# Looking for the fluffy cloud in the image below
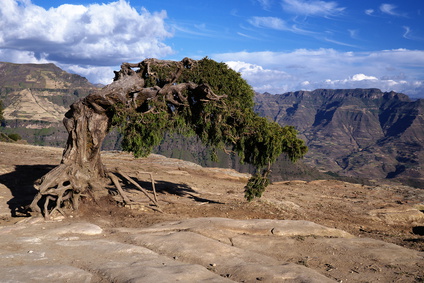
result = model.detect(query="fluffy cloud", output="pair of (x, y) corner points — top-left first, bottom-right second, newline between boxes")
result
(0, 0), (173, 83)
(65, 64), (115, 85)
(226, 61), (294, 93)
(216, 49), (424, 98)
(351, 74), (378, 81)
(281, 0), (345, 16)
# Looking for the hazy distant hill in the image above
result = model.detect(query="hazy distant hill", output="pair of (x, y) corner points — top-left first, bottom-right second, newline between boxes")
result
(255, 89), (424, 187)
(0, 62), (97, 146)
(0, 62), (94, 89)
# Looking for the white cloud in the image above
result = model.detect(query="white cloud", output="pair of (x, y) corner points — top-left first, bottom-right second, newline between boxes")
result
(0, 0), (174, 83)
(365, 9), (374, 16)
(403, 26), (411, 39)
(348, 29), (358, 39)
(0, 49), (49, 64)
(215, 49), (424, 98)
(65, 64), (115, 85)
(380, 3), (406, 17)
(256, 0), (273, 10)
(248, 17), (289, 31)
(225, 61), (294, 93)
(281, 0), (345, 17)
(351, 74), (378, 81)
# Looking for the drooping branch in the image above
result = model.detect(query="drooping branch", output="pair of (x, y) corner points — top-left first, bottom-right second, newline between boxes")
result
(29, 58), (236, 216)
(29, 57), (307, 217)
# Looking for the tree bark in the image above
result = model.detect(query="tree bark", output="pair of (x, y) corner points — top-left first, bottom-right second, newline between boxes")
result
(29, 58), (223, 217)
(30, 64), (146, 216)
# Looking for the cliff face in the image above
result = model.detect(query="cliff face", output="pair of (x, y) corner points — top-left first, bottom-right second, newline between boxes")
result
(255, 89), (424, 187)
(0, 62), (97, 145)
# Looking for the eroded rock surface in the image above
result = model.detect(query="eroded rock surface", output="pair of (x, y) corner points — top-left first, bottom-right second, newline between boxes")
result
(1, 218), (422, 282)
(1, 142), (423, 282)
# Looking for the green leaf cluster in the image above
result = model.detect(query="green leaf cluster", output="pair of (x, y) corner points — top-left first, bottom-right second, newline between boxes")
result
(244, 173), (270, 201)
(0, 100), (4, 122)
(7, 133), (21, 141)
(112, 57), (307, 200)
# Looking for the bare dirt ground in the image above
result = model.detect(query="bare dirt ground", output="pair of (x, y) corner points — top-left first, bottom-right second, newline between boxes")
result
(0, 142), (423, 282)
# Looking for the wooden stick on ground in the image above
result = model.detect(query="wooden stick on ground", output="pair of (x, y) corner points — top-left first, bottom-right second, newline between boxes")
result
(138, 171), (158, 203)
(108, 172), (131, 204)
(116, 169), (161, 209)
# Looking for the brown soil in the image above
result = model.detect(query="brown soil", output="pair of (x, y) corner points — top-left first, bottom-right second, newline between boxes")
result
(1, 142), (423, 253)
(1, 142), (424, 282)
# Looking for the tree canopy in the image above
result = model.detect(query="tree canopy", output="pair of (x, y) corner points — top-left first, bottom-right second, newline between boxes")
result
(30, 57), (308, 218)
(111, 57), (308, 200)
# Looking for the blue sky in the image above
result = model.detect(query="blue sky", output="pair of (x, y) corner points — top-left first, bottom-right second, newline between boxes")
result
(1, 0), (423, 97)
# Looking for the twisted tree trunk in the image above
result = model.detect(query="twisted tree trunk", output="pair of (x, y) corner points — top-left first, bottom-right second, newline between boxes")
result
(29, 58), (223, 217)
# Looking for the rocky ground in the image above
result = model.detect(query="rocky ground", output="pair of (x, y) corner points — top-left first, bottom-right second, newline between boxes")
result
(0, 142), (423, 282)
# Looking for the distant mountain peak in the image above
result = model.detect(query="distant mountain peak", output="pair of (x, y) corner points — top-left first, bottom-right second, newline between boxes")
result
(0, 62), (96, 131)
(0, 62), (96, 90)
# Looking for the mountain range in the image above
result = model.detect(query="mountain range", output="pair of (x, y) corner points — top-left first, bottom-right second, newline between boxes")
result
(255, 89), (424, 187)
(0, 62), (96, 145)
(0, 62), (422, 187)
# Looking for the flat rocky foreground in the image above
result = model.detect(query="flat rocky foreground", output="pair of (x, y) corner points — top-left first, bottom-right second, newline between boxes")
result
(0, 142), (423, 282)
(0, 217), (422, 283)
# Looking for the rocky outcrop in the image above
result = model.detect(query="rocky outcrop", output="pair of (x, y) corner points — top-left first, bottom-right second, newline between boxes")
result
(0, 62), (97, 145)
(0, 218), (422, 282)
(255, 89), (424, 187)
(0, 142), (423, 282)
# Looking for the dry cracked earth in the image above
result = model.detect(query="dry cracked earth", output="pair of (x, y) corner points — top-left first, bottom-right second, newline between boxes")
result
(0, 142), (423, 282)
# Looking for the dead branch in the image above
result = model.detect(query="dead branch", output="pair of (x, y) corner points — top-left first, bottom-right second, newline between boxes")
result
(137, 171), (159, 203)
(116, 169), (161, 211)
(108, 172), (131, 204)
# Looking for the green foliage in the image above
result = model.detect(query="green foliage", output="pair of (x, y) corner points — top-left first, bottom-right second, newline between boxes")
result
(244, 173), (270, 201)
(0, 100), (4, 122)
(8, 133), (21, 141)
(113, 57), (308, 200)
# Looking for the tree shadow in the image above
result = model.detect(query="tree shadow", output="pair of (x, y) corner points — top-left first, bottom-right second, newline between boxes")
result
(115, 173), (223, 204)
(0, 164), (55, 217)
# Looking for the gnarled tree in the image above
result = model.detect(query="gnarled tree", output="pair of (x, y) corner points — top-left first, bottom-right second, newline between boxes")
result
(29, 57), (307, 216)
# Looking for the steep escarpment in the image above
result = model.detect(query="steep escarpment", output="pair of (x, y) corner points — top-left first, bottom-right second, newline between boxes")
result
(0, 62), (97, 145)
(255, 89), (424, 187)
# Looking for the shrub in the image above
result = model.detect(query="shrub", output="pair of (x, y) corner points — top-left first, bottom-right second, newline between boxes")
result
(8, 133), (22, 141)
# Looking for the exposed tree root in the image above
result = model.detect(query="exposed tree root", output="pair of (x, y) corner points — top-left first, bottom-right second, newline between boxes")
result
(30, 166), (163, 218)
(29, 164), (77, 219)
(28, 57), (305, 216)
